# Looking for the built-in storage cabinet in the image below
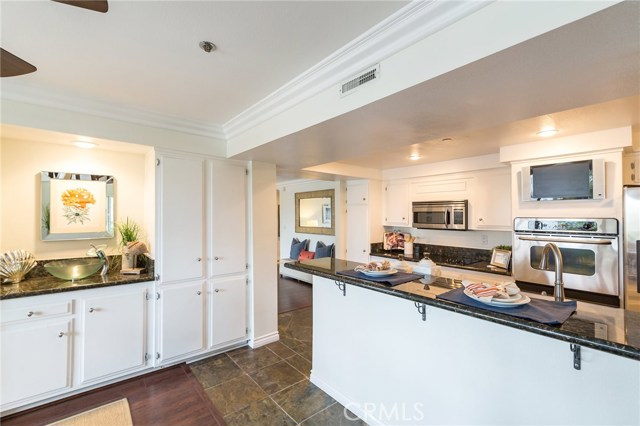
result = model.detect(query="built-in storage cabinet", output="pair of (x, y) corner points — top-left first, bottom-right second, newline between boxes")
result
(157, 281), (206, 363)
(411, 177), (471, 202)
(1, 317), (73, 407)
(346, 180), (381, 264)
(209, 276), (247, 348)
(79, 286), (149, 384)
(383, 182), (410, 226)
(157, 154), (206, 283)
(470, 169), (512, 231)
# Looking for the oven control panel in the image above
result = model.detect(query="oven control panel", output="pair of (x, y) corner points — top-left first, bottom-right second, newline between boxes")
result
(514, 217), (619, 235)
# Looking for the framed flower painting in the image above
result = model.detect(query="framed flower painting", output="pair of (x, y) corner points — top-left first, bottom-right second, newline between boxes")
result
(41, 171), (115, 241)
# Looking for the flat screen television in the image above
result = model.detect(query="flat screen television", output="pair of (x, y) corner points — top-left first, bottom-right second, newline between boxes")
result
(521, 159), (605, 201)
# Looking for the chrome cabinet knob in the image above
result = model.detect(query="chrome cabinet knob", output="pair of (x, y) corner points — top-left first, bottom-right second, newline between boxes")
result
(27, 311), (34, 317)
(89, 308), (95, 313)
(197, 291), (202, 295)
(197, 257), (202, 262)
(214, 289), (220, 293)
(214, 256), (220, 260)
(58, 332), (64, 338)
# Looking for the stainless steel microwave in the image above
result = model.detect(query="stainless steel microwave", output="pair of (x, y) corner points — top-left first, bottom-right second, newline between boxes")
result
(412, 200), (468, 230)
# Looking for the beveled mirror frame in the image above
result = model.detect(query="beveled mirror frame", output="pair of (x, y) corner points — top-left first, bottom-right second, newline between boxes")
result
(295, 189), (335, 235)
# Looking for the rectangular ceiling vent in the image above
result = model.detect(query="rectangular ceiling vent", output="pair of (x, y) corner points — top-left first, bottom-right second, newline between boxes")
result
(339, 64), (380, 97)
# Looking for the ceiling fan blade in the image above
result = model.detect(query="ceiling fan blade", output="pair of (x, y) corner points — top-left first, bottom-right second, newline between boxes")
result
(0, 48), (37, 77)
(51, 0), (108, 13)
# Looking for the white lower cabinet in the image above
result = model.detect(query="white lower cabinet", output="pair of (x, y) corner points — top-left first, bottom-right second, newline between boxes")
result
(157, 281), (206, 364)
(79, 286), (149, 384)
(1, 318), (73, 407)
(209, 276), (247, 348)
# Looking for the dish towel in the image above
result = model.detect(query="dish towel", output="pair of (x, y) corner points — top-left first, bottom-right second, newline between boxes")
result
(337, 269), (423, 286)
(437, 288), (577, 325)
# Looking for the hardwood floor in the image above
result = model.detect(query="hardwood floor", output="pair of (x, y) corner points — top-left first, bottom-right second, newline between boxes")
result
(278, 275), (312, 313)
(1, 364), (226, 426)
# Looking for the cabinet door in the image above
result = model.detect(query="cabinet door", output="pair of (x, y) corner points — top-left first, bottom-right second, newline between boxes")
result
(347, 182), (369, 205)
(158, 281), (205, 363)
(1, 319), (72, 406)
(383, 182), (410, 226)
(158, 155), (205, 283)
(210, 160), (247, 276)
(472, 171), (512, 230)
(80, 288), (147, 383)
(346, 204), (370, 263)
(209, 276), (247, 348)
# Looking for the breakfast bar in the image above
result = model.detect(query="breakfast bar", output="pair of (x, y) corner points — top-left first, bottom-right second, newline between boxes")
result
(285, 258), (640, 426)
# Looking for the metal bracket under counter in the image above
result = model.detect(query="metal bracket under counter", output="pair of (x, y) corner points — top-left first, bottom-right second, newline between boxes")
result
(334, 280), (346, 296)
(570, 344), (581, 370)
(414, 302), (427, 321)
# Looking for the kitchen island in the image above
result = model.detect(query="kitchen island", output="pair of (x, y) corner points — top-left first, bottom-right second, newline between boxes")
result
(285, 258), (640, 426)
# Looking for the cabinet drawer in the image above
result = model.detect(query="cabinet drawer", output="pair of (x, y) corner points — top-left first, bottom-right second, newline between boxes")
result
(1, 301), (73, 324)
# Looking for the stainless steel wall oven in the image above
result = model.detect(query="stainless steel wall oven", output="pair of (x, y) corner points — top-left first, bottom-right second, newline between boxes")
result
(513, 218), (619, 306)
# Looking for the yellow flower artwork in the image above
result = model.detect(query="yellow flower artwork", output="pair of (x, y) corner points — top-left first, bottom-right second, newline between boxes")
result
(60, 188), (97, 225)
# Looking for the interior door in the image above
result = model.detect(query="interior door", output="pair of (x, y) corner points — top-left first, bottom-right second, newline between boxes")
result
(346, 204), (369, 263)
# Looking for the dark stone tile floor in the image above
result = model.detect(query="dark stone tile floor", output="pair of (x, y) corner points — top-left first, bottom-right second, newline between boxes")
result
(191, 306), (367, 426)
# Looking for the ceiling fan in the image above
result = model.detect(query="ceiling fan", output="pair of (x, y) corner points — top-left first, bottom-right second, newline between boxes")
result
(0, 0), (108, 78)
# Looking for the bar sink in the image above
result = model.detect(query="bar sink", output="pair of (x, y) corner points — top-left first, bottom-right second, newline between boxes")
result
(44, 258), (105, 282)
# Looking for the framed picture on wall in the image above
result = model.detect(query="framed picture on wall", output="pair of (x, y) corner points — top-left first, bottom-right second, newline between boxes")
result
(41, 171), (115, 241)
(322, 204), (331, 224)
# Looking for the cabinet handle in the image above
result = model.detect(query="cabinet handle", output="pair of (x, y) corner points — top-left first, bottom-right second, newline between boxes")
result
(27, 311), (34, 317)
(89, 308), (95, 313)
(479, 218), (484, 222)
(58, 332), (65, 338)
(214, 289), (220, 293)
(214, 256), (220, 260)
(197, 257), (202, 262)
(197, 291), (202, 295)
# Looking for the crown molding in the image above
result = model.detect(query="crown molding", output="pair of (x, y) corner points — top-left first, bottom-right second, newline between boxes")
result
(0, 82), (227, 141)
(224, 0), (492, 140)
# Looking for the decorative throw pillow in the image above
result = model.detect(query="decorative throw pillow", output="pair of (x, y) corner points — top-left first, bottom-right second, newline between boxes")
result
(315, 243), (334, 258)
(290, 238), (308, 259)
(298, 250), (315, 260)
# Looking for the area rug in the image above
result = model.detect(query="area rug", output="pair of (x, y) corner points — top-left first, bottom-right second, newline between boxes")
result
(47, 398), (133, 426)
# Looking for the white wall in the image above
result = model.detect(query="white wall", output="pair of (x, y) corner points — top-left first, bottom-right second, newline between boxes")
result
(0, 138), (152, 259)
(248, 161), (279, 347)
(278, 180), (339, 258)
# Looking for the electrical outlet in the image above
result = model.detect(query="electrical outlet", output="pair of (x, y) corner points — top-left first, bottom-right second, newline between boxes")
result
(481, 234), (489, 246)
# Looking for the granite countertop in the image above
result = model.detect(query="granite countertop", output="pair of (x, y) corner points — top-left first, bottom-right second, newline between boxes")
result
(370, 251), (511, 276)
(285, 258), (640, 361)
(0, 271), (155, 300)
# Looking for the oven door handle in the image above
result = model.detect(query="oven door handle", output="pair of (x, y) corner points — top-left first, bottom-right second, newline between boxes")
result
(516, 235), (614, 245)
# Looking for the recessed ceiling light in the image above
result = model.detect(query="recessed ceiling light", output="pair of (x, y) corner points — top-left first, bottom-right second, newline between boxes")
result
(409, 154), (421, 161)
(73, 141), (97, 149)
(199, 41), (217, 53)
(536, 128), (559, 137)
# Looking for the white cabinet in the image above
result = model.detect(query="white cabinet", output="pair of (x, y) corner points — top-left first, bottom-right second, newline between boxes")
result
(1, 318), (72, 407)
(157, 281), (206, 363)
(623, 153), (640, 185)
(383, 182), (410, 226)
(209, 159), (247, 276)
(346, 180), (382, 264)
(157, 154), (206, 283)
(471, 169), (512, 231)
(79, 286), (149, 384)
(209, 276), (247, 348)
(411, 177), (471, 202)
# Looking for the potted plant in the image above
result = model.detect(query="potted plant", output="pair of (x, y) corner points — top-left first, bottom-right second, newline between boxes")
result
(116, 217), (145, 269)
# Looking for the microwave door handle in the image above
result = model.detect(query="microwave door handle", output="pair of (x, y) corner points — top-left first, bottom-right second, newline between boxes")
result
(516, 235), (613, 245)
(636, 240), (639, 293)
(445, 208), (451, 228)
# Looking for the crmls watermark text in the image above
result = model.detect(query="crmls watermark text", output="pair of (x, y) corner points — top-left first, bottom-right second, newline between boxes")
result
(344, 402), (425, 423)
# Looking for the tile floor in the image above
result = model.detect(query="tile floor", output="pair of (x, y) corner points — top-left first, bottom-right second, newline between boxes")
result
(190, 307), (367, 426)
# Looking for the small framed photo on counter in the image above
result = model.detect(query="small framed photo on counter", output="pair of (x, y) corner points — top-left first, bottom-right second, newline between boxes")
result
(490, 249), (511, 270)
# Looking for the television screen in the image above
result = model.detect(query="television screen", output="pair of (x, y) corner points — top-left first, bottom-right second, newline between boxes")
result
(530, 160), (593, 200)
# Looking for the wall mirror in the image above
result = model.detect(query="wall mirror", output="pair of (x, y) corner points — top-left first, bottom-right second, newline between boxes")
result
(295, 189), (335, 235)
(41, 171), (115, 241)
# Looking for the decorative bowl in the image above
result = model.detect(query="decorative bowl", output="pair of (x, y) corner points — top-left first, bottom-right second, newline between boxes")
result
(44, 258), (105, 282)
(0, 250), (37, 284)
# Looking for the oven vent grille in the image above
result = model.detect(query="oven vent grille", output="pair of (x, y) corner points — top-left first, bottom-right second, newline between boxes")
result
(339, 65), (379, 96)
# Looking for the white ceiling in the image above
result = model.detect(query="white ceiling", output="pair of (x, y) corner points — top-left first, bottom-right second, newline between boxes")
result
(1, 1), (639, 179)
(0, 0), (407, 124)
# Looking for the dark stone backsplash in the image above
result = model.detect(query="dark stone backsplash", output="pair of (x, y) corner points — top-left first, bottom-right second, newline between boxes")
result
(371, 242), (493, 265)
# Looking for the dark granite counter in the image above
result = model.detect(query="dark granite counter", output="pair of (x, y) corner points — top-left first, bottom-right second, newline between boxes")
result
(370, 251), (511, 276)
(285, 257), (640, 361)
(0, 272), (154, 300)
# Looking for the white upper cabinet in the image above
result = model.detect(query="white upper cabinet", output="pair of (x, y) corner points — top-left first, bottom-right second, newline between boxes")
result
(470, 169), (512, 231)
(157, 154), (205, 283)
(623, 153), (640, 185)
(209, 160), (246, 276)
(346, 182), (369, 205)
(383, 182), (410, 226)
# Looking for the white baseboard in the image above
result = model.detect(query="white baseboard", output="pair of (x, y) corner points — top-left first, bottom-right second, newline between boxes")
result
(310, 373), (383, 426)
(249, 331), (279, 348)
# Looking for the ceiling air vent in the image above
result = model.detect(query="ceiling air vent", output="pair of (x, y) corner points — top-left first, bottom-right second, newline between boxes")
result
(339, 64), (380, 96)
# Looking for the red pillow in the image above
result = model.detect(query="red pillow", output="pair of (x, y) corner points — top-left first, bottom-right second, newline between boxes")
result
(298, 250), (315, 260)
